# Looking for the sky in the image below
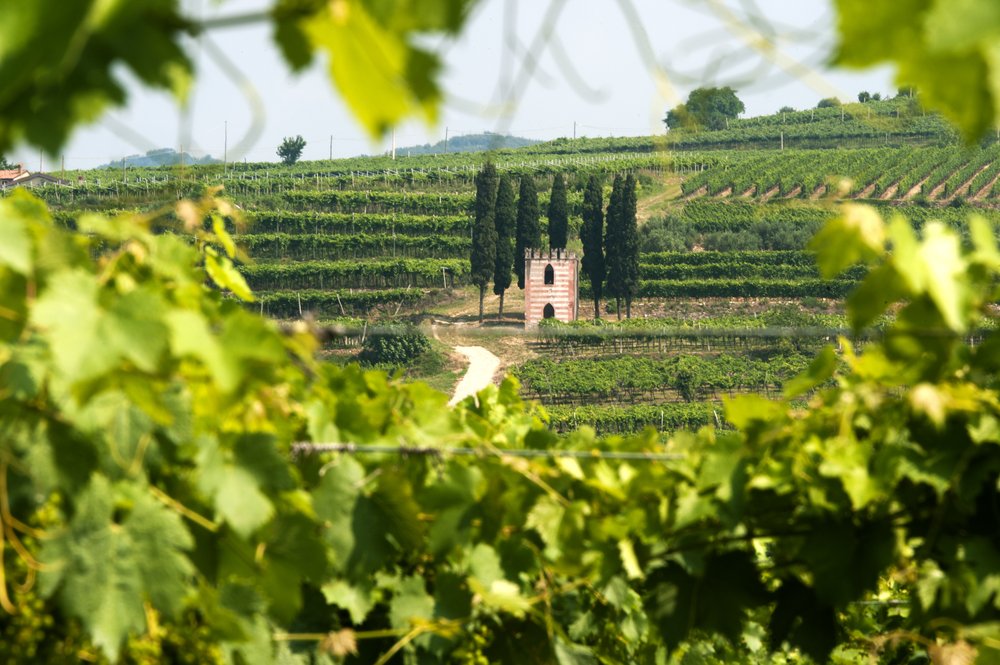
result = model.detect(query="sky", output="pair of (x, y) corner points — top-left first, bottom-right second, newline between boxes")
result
(13, 0), (897, 170)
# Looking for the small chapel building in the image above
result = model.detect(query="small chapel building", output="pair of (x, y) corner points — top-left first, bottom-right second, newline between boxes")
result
(524, 248), (579, 327)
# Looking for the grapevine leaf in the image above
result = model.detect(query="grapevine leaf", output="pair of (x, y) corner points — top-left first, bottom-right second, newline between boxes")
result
(554, 636), (598, 665)
(470, 578), (532, 617)
(808, 203), (885, 278)
(302, 2), (440, 137)
(204, 250), (254, 302)
(723, 394), (784, 430)
(388, 575), (434, 629)
(918, 222), (968, 332)
(312, 457), (365, 569)
(847, 263), (907, 331)
(833, 0), (999, 140)
(969, 215), (1000, 268)
(216, 468), (274, 537)
(212, 213), (237, 258)
(30, 268), (108, 381)
(783, 345), (838, 398)
(467, 543), (504, 587)
(40, 475), (192, 661)
(322, 579), (375, 624)
(887, 215), (924, 292)
(166, 309), (239, 392)
(0, 195), (33, 274)
(0, 0), (193, 154)
(0, 269), (28, 343)
(618, 538), (644, 580)
(102, 287), (170, 373)
(120, 485), (195, 617)
(196, 435), (275, 537)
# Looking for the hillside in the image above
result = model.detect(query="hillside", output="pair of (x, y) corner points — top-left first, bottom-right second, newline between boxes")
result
(98, 148), (220, 169)
(664, 97), (959, 150)
(395, 132), (540, 155)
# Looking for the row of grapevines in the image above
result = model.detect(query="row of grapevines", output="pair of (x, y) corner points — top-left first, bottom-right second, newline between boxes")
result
(513, 353), (813, 403)
(545, 401), (718, 434)
(934, 143), (1000, 198)
(255, 288), (428, 317)
(238, 233), (470, 260)
(640, 250), (818, 267)
(240, 258), (471, 290)
(638, 261), (866, 281)
(244, 210), (471, 236)
(583, 278), (859, 299)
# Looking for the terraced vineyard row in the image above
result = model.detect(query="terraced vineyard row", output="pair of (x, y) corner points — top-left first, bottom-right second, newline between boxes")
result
(680, 145), (1000, 201)
(514, 353), (813, 404)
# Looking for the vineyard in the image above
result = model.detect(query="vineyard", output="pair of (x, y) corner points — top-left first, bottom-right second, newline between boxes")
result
(11, 109), (1000, 429)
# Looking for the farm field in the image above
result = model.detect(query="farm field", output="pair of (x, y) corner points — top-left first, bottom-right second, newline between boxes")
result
(16, 102), (1000, 435)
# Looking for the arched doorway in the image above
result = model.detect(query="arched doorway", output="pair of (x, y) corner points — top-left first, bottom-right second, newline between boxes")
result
(543, 303), (555, 319)
(544, 264), (554, 284)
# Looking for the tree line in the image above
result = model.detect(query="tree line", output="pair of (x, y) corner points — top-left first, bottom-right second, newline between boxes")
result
(470, 163), (640, 322)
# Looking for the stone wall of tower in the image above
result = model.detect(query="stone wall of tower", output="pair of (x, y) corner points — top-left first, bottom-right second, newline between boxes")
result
(524, 249), (579, 327)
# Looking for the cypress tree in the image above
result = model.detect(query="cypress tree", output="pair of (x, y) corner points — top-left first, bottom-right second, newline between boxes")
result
(493, 174), (516, 319)
(514, 175), (541, 289)
(547, 172), (568, 249)
(622, 173), (640, 318)
(471, 161), (499, 322)
(580, 175), (605, 320)
(604, 174), (625, 319)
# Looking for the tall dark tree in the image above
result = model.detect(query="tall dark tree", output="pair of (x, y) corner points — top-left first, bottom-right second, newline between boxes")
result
(514, 175), (541, 289)
(604, 174), (625, 319)
(0, 155), (16, 169)
(492, 174), (516, 319)
(580, 175), (605, 320)
(470, 161), (499, 322)
(621, 174), (640, 318)
(547, 173), (568, 249)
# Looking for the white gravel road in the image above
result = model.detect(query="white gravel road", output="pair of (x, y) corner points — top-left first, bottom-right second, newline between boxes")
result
(449, 345), (501, 406)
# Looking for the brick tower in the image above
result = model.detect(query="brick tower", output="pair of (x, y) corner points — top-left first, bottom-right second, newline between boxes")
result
(524, 248), (579, 327)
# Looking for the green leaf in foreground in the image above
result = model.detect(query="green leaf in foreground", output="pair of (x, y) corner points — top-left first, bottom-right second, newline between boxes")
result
(40, 476), (193, 660)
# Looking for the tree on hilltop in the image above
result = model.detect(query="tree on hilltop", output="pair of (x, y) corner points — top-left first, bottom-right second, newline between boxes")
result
(817, 97), (841, 108)
(277, 135), (306, 165)
(471, 161), (498, 322)
(664, 86), (745, 130)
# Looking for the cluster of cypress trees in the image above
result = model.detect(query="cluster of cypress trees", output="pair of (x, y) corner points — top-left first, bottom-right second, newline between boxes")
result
(580, 173), (639, 320)
(471, 162), (570, 322)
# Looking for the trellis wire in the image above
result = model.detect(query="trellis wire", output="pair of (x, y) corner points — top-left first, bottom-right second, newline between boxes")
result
(292, 442), (685, 461)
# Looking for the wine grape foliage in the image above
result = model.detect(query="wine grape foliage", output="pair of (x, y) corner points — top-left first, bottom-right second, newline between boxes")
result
(2, 0), (1000, 663)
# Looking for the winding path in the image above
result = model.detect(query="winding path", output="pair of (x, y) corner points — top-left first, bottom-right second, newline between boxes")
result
(449, 346), (501, 406)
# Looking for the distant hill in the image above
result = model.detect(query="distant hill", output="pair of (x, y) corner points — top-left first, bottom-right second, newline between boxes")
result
(395, 132), (540, 156)
(99, 148), (220, 169)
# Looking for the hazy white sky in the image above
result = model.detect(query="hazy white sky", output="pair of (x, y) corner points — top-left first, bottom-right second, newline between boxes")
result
(15, 0), (896, 170)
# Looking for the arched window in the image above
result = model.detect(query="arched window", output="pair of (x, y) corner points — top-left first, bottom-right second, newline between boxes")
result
(544, 264), (554, 285)
(543, 303), (556, 319)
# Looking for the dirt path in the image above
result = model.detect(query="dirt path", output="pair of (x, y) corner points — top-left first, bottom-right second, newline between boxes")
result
(448, 345), (501, 406)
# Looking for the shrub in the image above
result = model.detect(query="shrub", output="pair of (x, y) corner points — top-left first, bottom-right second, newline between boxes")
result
(358, 325), (430, 365)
